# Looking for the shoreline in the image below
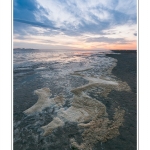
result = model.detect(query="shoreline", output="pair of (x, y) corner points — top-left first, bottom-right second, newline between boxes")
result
(107, 50), (137, 93)
(96, 51), (137, 150)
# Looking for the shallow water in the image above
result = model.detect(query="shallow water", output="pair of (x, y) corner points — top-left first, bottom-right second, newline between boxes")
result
(13, 49), (118, 150)
(13, 49), (115, 100)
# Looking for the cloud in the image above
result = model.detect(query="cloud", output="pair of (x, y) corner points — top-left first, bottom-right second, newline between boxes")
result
(134, 33), (137, 36)
(13, 0), (137, 49)
(14, 18), (60, 30)
(85, 36), (129, 44)
(14, 0), (38, 21)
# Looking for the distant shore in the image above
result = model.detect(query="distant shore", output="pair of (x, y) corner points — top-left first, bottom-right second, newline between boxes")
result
(13, 48), (39, 50)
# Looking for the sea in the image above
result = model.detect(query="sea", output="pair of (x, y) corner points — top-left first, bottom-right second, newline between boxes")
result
(13, 49), (117, 150)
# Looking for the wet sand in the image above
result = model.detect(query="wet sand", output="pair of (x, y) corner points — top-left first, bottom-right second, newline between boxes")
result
(94, 50), (137, 150)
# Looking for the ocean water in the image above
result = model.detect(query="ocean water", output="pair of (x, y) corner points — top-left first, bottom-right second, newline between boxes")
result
(13, 49), (117, 150)
(13, 49), (115, 112)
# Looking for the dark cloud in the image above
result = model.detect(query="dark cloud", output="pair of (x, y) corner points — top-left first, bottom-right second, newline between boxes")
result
(86, 36), (128, 44)
(13, 0), (60, 35)
(134, 33), (137, 36)
(14, 18), (60, 30)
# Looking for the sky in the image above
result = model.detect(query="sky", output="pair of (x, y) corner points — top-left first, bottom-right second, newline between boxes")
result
(13, 0), (137, 50)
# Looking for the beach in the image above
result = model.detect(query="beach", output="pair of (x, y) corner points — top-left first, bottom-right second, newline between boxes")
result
(13, 50), (137, 150)
(97, 50), (137, 150)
